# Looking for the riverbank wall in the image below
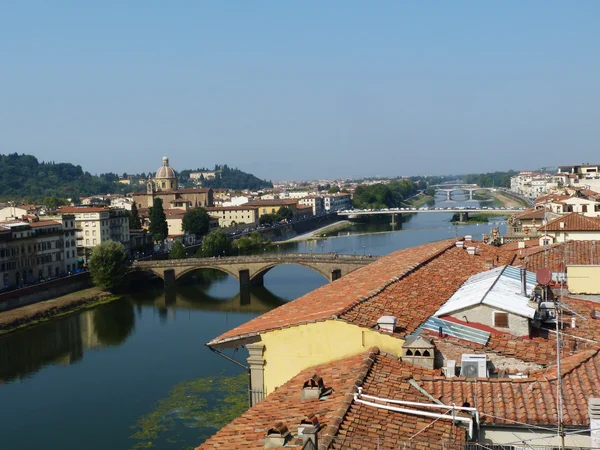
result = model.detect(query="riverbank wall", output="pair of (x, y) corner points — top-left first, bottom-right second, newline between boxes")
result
(0, 273), (93, 313)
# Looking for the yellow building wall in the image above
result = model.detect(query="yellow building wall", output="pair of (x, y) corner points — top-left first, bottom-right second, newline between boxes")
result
(567, 265), (600, 294)
(260, 319), (405, 395)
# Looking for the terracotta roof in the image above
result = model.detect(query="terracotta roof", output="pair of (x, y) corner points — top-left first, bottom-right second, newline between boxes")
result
(515, 208), (546, 220)
(544, 213), (600, 231)
(418, 348), (600, 427)
(245, 199), (299, 207)
(332, 353), (466, 449)
(208, 239), (458, 346)
(339, 244), (516, 336)
(205, 206), (258, 212)
(57, 207), (108, 213)
(199, 349), (467, 450)
(197, 349), (379, 450)
(29, 220), (60, 228)
(517, 240), (600, 273)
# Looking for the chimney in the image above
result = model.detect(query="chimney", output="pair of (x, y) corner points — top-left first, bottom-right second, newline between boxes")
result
(465, 235), (472, 243)
(520, 267), (527, 296)
(455, 241), (464, 249)
(518, 241), (526, 249)
(560, 222), (565, 228)
(466, 246), (477, 255)
(589, 398), (600, 449)
(298, 414), (320, 448)
(301, 375), (326, 400)
(265, 422), (291, 449)
(377, 315), (397, 334)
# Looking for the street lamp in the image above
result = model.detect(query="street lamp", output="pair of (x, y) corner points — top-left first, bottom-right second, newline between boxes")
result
(363, 245), (366, 256)
(321, 244), (324, 254)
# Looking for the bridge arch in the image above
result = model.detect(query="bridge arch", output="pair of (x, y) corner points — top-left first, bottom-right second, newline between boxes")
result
(175, 265), (240, 281)
(249, 262), (333, 285)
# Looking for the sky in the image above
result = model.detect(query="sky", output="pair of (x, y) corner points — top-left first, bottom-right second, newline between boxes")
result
(1, 2), (599, 181)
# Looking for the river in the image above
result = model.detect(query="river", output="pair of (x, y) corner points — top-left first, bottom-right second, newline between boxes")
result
(0, 194), (507, 450)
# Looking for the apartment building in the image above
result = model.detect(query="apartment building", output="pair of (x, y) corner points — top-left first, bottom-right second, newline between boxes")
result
(297, 196), (324, 215)
(322, 193), (352, 211)
(56, 207), (131, 259)
(0, 216), (78, 290)
(206, 206), (259, 227)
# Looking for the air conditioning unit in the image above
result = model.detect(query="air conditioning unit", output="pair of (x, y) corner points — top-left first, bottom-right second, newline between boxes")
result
(460, 354), (488, 378)
(445, 360), (456, 378)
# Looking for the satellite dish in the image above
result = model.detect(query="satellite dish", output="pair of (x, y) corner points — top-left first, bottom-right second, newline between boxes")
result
(536, 267), (552, 285)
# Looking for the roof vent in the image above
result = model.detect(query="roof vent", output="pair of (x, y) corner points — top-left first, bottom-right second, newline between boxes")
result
(298, 413), (321, 448)
(460, 354), (488, 378)
(377, 316), (397, 334)
(465, 235), (472, 243)
(466, 246), (478, 255)
(301, 375), (331, 400)
(265, 422), (291, 449)
(455, 241), (464, 248)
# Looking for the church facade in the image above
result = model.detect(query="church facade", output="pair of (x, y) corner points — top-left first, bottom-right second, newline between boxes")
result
(132, 156), (214, 209)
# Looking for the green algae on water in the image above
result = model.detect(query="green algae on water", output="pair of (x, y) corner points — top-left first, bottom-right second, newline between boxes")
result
(130, 372), (247, 449)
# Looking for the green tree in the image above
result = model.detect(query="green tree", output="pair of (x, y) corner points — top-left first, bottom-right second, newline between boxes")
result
(88, 241), (128, 291)
(327, 186), (340, 194)
(42, 196), (68, 209)
(149, 198), (168, 242)
(129, 202), (142, 230)
(201, 230), (232, 257)
(276, 206), (294, 221)
(182, 207), (210, 237)
(169, 240), (186, 259)
(260, 213), (276, 225)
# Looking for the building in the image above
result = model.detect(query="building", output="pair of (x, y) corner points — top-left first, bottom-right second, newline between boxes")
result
(245, 199), (299, 217)
(55, 207), (131, 260)
(298, 196), (324, 215)
(0, 217), (78, 289)
(322, 193), (351, 211)
(0, 205), (40, 222)
(206, 206), (259, 228)
(202, 238), (600, 448)
(132, 156), (214, 209)
(541, 212), (600, 243)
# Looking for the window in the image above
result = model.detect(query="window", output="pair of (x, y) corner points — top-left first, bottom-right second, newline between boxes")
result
(86, 239), (89, 245)
(93, 239), (97, 245)
(92, 222), (96, 227)
(582, 205), (588, 213)
(92, 230), (96, 236)
(493, 312), (509, 328)
(85, 230), (89, 236)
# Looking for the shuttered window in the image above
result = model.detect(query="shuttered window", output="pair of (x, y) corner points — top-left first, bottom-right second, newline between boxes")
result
(493, 312), (509, 328)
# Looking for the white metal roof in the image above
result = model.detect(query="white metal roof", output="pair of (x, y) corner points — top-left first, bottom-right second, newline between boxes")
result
(434, 265), (537, 319)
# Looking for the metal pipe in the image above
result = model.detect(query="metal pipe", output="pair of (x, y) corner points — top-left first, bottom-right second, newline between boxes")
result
(208, 346), (248, 370)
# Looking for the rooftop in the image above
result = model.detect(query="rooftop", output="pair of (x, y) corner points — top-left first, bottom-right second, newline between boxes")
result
(208, 240), (517, 347)
(543, 212), (600, 232)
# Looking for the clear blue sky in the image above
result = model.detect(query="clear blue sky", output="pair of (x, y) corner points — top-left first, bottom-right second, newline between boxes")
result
(1, 1), (599, 180)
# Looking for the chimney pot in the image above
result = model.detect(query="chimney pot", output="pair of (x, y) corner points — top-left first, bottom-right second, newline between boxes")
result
(377, 315), (397, 333)
(265, 422), (291, 449)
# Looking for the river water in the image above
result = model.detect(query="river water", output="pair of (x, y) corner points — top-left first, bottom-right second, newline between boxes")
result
(0, 195), (507, 450)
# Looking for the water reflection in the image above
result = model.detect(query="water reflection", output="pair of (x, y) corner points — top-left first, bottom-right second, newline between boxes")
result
(0, 275), (290, 382)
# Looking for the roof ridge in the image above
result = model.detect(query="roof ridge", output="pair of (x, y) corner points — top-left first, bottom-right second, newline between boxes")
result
(318, 347), (380, 450)
(340, 239), (456, 319)
(531, 347), (600, 381)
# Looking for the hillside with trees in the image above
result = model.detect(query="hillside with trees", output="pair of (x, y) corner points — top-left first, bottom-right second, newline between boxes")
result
(179, 164), (272, 190)
(0, 153), (128, 201)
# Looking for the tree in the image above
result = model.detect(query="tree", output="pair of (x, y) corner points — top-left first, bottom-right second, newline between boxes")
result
(201, 230), (232, 257)
(327, 186), (340, 194)
(276, 206), (294, 221)
(42, 196), (68, 209)
(260, 213), (276, 225)
(129, 202), (142, 230)
(88, 241), (128, 291)
(149, 198), (168, 242)
(182, 207), (210, 237)
(169, 240), (186, 259)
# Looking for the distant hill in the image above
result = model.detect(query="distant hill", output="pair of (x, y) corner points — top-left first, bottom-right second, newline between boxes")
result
(179, 164), (272, 190)
(0, 153), (127, 201)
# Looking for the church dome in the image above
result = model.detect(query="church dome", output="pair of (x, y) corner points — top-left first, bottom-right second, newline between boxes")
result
(156, 156), (177, 180)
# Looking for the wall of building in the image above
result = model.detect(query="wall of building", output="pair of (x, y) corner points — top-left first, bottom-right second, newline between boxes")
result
(0, 273), (92, 312)
(567, 265), (600, 294)
(450, 303), (530, 337)
(551, 230), (600, 243)
(479, 426), (589, 448)
(260, 319), (404, 395)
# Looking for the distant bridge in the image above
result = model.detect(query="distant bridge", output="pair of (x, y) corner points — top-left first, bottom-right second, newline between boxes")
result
(132, 254), (378, 289)
(337, 207), (522, 224)
(435, 187), (496, 201)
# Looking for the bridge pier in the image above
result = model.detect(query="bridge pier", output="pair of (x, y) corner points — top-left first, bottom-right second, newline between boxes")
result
(446, 191), (451, 201)
(239, 269), (264, 289)
(164, 269), (177, 288)
(459, 212), (469, 222)
(469, 190), (474, 201)
(390, 214), (397, 227)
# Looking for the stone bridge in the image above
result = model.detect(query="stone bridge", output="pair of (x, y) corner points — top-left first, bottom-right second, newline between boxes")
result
(131, 253), (379, 289)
